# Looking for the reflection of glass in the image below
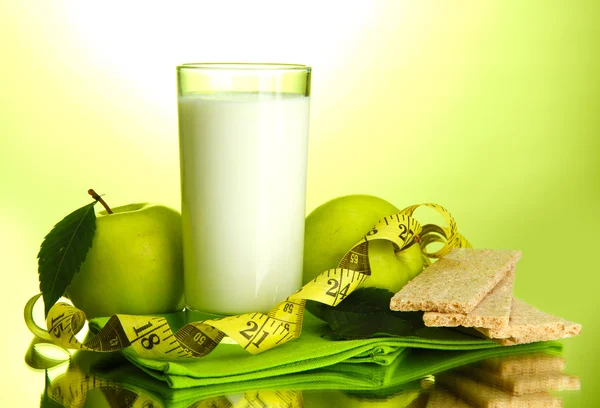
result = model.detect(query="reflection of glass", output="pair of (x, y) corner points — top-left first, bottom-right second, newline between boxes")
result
(177, 63), (312, 316)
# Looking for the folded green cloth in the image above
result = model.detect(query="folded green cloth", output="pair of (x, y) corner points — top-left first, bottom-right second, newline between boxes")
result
(89, 310), (557, 390)
(94, 340), (562, 407)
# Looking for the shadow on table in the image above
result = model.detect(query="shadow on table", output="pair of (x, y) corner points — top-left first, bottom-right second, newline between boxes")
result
(25, 336), (579, 408)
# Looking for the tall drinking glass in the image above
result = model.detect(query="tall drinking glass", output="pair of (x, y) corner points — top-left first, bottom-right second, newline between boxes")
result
(177, 63), (311, 315)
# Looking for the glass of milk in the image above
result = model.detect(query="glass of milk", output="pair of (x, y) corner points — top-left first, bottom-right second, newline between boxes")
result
(177, 63), (311, 315)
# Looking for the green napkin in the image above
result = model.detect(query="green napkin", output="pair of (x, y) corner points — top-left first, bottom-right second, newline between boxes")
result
(95, 341), (562, 407)
(89, 310), (536, 389)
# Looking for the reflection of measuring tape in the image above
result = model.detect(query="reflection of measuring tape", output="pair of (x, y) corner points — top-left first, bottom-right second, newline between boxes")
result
(45, 364), (303, 408)
(45, 367), (162, 408)
(25, 203), (470, 361)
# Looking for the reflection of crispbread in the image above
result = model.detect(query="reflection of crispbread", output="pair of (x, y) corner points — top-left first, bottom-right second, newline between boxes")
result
(437, 373), (563, 408)
(476, 299), (582, 345)
(475, 353), (566, 376)
(459, 365), (580, 395)
(390, 249), (521, 314)
(426, 388), (474, 407)
(423, 268), (514, 330)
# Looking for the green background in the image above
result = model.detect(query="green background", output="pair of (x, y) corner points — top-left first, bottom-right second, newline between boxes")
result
(1, 1), (598, 405)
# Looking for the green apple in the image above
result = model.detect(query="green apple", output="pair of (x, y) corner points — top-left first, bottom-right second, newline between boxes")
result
(365, 240), (424, 292)
(66, 203), (184, 319)
(303, 195), (425, 319)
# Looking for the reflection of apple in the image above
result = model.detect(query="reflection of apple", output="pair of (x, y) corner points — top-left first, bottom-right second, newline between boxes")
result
(303, 389), (421, 407)
(66, 203), (184, 319)
(302, 195), (424, 318)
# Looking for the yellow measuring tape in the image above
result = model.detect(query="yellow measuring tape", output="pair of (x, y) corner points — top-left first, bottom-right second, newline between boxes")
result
(25, 203), (470, 361)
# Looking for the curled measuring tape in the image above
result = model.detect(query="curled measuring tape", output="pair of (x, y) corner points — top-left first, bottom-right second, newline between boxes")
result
(25, 203), (470, 361)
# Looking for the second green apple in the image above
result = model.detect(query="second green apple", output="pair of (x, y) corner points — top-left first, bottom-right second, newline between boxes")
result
(303, 195), (424, 317)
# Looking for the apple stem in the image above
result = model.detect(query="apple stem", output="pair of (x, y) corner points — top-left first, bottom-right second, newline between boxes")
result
(88, 189), (113, 214)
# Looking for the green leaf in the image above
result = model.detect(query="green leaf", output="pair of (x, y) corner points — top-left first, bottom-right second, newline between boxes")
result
(318, 287), (491, 342)
(318, 287), (427, 340)
(322, 311), (421, 340)
(38, 201), (97, 316)
(323, 287), (399, 313)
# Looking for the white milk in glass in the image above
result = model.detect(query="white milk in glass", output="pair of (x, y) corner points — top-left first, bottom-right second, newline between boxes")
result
(179, 92), (310, 315)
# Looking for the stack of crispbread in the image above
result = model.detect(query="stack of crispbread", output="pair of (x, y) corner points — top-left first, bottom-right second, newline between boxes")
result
(389, 248), (581, 345)
(426, 351), (580, 407)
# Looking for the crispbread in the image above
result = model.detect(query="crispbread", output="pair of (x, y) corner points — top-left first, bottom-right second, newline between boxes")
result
(476, 299), (582, 345)
(437, 373), (563, 408)
(459, 366), (581, 395)
(426, 388), (474, 407)
(423, 268), (514, 330)
(496, 321), (582, 346)
(390, 249), (521, 314)
(476, 353), (566, 376)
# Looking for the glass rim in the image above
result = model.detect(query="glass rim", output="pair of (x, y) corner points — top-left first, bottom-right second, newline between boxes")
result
(177, 62), (311, 72)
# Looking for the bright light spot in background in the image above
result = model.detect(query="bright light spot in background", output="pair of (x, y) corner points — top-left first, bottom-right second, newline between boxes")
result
(61, 1), (378, 102)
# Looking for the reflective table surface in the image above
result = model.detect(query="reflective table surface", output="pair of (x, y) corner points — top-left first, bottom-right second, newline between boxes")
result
(19, 333), (585, 407)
